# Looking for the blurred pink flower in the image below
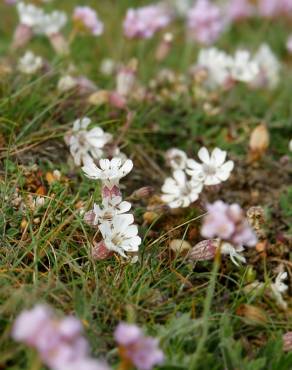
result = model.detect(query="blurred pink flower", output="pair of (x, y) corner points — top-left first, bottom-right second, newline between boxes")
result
(187, 0), (226, 45)
(73, 6), (104, 36)
(12, 304), (109, 370)
(258, 0), (282, 17)
(115, 322), (164, 370)
(227, 0), (255, 22)
(123, 5), (171, 39)
(201, 200), (257, 247)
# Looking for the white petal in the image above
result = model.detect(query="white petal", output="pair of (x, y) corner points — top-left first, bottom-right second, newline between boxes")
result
(211, 148), (226, 166)
(198, 147), (210, 164)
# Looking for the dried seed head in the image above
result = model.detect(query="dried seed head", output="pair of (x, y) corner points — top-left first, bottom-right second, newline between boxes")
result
(169, 239), (192, 254)
(236, 304), (267, 325)
(249, 124), (269, 161)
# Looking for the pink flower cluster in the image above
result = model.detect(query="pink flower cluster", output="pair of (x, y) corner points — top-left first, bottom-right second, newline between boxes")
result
(115, 322), (164, 370)
(73, 6), (104, 36)
(201, 200), (257, 247)
(187, 0), (226, 45)
(258, 0), (292, 17)
(123, 5), (172, 39)
(12, 305), (109, 370)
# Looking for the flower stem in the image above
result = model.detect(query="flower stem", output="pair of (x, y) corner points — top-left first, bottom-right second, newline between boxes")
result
(189, 248), (220, 368)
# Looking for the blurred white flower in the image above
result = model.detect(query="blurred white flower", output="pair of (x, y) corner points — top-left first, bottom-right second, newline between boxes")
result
(197, 47), (233, 89)
(99, 214), (141, 257)
(220, 242), (246, 266)
(165, 148), (188, 170)
(230, 50), (259, 83)
(161, 170), (203, 208)
(187, 147), (234, 186)
(253, 43), (280, 89)
(289, 139), (292, 152)
(92, 196), (132, 225)
(35, 10), (67, 35)
(65, 117), (112, 167)
(18, 51), (43, 74)
(58, 75), (78, 92)
(82, 158), (133, 188)
(100, 58), (116, 76)
(17, 2), (44, 28)
(270, 271), (288, 310)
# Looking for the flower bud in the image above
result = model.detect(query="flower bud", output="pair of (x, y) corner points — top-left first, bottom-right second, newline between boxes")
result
(92, 240), (113, 260)
(187, 239), (218, 261)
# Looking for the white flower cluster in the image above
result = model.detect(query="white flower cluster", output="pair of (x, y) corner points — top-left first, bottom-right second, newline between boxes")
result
(196, 44), (280, 90)
(17, 2), (67, 35)
(18, 50), (43, 74)
(82, 158), (141, 258)
(161, 147), (234, 208)
(64, 117), (113, 167)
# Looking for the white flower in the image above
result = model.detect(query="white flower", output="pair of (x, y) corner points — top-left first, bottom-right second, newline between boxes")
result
(289, 139), (292, 152)
(100, 58), (116, 76)
(220, 242), (246, 266)
(161, 170), (203, 208)
(165, 148), (188, 170)
(18, 51), (43, 74)
(187, 147), (234, 186)
(58, 75), (77, 92)
(35, 10), (67, 35)
(230, 50), (259, 83)
(197, 47), (233, 89)
(116, 68), (136, 98)
(270, 272), (288, 310)
(82, 157), (133, 188)
(168, 0), (193, 16)
(99, 214), (141, 257)
(17, 2), (44, 27)
(254, 43), (280, 89)
(92, 196), (132, 225)
(66, 117), (112, 166)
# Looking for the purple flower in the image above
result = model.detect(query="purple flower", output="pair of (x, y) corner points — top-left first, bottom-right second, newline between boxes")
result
(73, 6), (104, 36)
(187, 0), (226, 45)
(123, 5), (171, 39)
(115, 323), (164, 370)
(201, 200), (257, 248)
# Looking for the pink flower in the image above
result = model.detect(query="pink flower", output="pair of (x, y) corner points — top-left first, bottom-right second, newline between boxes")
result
(258, 0), (283, 18)
(73, 6), (104, 36)
(201, 201), (257, 247)
(187, 0), (226, 45)
(115, 323), (164, 370)
(227, 0), (255, 22)
(12, 305), (109, 370)
(123, 5), (171, 39)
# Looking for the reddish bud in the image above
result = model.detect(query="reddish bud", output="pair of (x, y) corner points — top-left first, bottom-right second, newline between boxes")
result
(92, 240), (113, 260)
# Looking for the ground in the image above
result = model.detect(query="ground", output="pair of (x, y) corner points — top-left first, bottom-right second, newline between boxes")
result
(0, 1), (291, 370)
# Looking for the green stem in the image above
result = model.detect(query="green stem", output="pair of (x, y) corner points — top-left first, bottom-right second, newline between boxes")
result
(189, 250), (220, 369)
